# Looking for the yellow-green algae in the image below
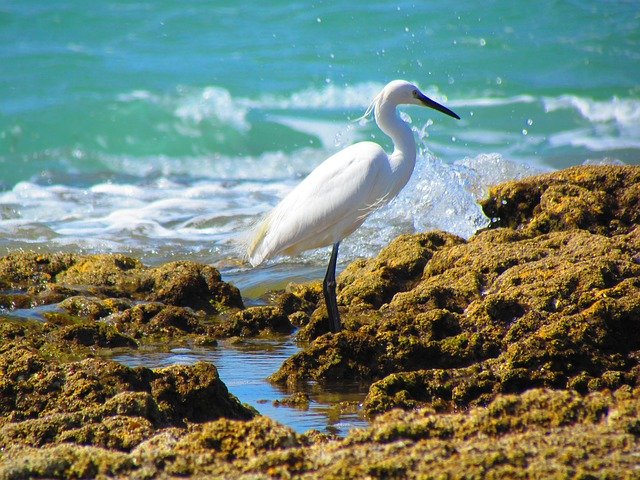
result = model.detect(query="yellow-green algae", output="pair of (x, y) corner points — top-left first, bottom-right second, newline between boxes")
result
(0, 253), (244, 315)
(1, 165), (639, 478)
(481, 165), (640, 236)
(1, 388), (638, 479)
(270, 166), (640, 419)
(0, 253), (259, 344)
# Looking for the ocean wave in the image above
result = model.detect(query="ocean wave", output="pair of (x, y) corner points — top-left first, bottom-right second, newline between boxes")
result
(451, 95), (537, 108)
(543, 95), (640, 125)
(548, 129), (640, 151)
(174, 86), (251, 131)
(114, 82), (452, 132)
(110, 84), (640, 166)
(0, 152), (539, 268)
(251, 82), (385, 110)
(96, 148), (331, 180)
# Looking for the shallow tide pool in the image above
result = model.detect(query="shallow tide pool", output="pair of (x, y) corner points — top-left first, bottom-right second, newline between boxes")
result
(108, 338), (370, 436)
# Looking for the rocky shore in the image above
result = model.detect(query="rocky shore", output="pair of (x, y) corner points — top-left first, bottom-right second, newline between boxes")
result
(0, 165), (639, 478)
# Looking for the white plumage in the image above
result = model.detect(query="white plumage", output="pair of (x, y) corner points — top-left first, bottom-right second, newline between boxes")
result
(248, 141), (389, 265)
(248, 80), (459, 332)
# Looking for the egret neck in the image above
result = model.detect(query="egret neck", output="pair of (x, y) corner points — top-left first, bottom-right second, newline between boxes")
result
(374, 97), (418, 198)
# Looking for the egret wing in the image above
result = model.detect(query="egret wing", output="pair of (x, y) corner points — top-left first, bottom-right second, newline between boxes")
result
(249, 142), (392, 264)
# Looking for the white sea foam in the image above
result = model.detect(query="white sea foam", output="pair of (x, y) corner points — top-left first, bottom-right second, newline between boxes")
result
(174, 86), (250, 131)
(544, 95), (640, 125)
(0, 147), (538, 270)
(116, 90), (161, 103)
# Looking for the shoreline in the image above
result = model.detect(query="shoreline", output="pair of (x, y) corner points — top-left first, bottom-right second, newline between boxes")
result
(1, 164), (639, 478)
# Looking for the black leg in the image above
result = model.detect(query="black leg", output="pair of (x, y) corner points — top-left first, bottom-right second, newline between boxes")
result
(323, 242), (341, 332)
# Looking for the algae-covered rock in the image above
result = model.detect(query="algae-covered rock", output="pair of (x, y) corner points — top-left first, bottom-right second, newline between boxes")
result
(58, 295), (132, 320)
(0, 253), (244, 316)
(147, 261), (244, 313)
(271, 165), (640, 416)
(164, 416), (301, 463)
(273, 392), (311, 409)
(0, 252), (248, 352)
(219, 306), (295, 337)
(0, 252), (77, 288)
(274, 226), (640, 412)
(55, 254), (146, 294)
(53, 321), (138, 348)
(338, 232), (464, 309)
(0, 341), (254, 454)
(150, 361), (255, 424)
(108, 302), (216, 340)
(0, 444), (135, 480)
(481, 164), (640, 236)
(56, 256), (244, 313)
(2, 388), (637, 479)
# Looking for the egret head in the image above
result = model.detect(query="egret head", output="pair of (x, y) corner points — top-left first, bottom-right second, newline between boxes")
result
(380, 80), (460, 120)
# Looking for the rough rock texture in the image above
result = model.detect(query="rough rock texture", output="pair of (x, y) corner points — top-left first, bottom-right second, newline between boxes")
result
(482, 165), (640, 236)
(0, 341), (254, 440)
(0, 253), (252, 345)
(0, 253), (244, 315)
(271, 165), (640, 417)
(1, 388), (638, 478)
(1, 165), (639, 478)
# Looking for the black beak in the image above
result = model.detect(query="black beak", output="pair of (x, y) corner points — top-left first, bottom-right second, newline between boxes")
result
(417, 92), (460, 120)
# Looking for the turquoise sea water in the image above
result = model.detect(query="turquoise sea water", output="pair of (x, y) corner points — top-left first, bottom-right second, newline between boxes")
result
(1, 1), (639, 431)
(1, 1), (639, 273)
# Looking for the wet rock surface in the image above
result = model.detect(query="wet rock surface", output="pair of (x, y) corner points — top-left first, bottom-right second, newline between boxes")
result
(0, 165), (639, 478)
(272, 165), (640, 417)
(1, 387), (638, 478)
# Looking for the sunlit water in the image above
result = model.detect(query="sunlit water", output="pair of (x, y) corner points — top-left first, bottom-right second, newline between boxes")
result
(107, 339), (369, 436)
(1, 0), (638, 435)
(3, 301), (368, 435)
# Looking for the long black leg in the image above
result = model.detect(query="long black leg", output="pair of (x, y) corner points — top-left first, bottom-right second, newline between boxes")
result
(323, 242), (342, 332)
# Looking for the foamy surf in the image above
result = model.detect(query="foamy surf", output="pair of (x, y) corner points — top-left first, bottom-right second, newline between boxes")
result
(0, 145), (542, 270)
(0, 85), (635, 281)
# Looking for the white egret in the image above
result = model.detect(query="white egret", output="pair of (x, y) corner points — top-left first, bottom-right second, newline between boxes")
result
(248, 80), (459, 332)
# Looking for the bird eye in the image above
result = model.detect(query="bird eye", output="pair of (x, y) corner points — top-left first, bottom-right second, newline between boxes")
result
(412, 89), (418, 97)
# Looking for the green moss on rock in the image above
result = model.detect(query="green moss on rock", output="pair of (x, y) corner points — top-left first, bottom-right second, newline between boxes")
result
(146, 261), (244, 313)
(0, 343), (254, 452)
(5, 388), (636, 479)
(53, 321), (138, 348)
(270, 166), (640, 416)
(481, 165), (640, 236)
(0, 253), (244, 317)
(338, 232), (464, 309)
